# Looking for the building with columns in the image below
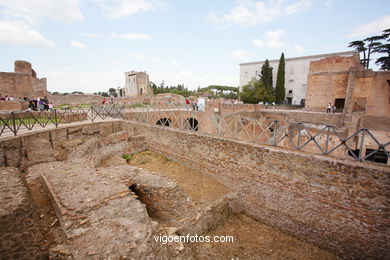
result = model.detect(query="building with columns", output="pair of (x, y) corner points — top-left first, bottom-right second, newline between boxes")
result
(239, 51), (355, 105)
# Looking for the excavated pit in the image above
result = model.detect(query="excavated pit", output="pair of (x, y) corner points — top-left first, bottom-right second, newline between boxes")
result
(0, 127), (342, 259)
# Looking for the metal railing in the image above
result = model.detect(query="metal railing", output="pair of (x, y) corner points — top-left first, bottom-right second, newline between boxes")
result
(0, 104), (125, 136)
(0, 104), (388, 164)
(125, 106), (389, 164)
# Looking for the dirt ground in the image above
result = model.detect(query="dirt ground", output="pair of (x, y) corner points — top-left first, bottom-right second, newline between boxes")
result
(190, 214), (340, 260)
(128, 150), (341, 260)
(128, 150), (232, 206)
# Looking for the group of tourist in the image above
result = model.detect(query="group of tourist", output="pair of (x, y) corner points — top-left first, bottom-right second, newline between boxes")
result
(28, 96), (53, 112)
(0, 95), (16, 101)
(101, 96), (115, 106)
(185, 98), (199, 111)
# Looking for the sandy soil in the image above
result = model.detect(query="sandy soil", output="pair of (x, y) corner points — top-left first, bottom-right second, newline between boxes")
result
(190, 214), (340, 260)
(128, 150), (232, 206)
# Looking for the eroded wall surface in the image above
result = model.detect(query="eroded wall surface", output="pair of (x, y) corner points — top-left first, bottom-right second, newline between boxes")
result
(124, 121), (389, 260)
(0, 120), (388, 259)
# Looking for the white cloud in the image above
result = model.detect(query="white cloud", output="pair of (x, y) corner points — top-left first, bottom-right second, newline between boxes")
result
(348, 15), (390, 38)
(97, 0), (160, 19)
(285, 0), (310, 15)
(207, 0), (310, 27)
(294, 44), (305, 53)
(253, 30), (285, 48)
(79, 32), (104, 38)
(154, 71), (238, 90)
(0, 20), (54, 48)
(231, 49), (252, 61)
(70, 40), (86, 48)
(323, 0), (332, 8)
(0, 0), (83, 25)
(252, 38), (264, 47)
(128, 53), (160, 63)
(112, 32), (151, 40)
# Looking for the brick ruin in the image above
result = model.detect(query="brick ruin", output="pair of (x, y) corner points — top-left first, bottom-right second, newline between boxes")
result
(0, 120), (388, 259)
(0, 60), (48, 99)
(305, 54), (390, 116)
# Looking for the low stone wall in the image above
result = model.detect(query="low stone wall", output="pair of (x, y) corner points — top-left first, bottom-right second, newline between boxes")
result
(48, 94), (102, 106)
(255, 110), (345, 127)
(0, 121), (124, 168)
(0, 101), (28, 111)
(123, 121), (389, 260)
(0, 167), (47, 259)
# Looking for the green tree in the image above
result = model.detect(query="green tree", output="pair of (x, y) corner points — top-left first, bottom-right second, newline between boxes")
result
(348, 40), (367, 67)
(372, 28), (390, 70)
(348, 29), (387, 69)
(275, 52), (285, 104)
(260, 59), (273, 90)
(240, 79), (274, 104)
(108, 88), (117, 97)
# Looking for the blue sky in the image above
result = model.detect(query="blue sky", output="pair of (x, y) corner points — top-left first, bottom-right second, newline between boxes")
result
(0, 0), (389, 93)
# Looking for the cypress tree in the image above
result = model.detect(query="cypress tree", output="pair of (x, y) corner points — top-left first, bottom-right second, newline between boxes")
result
(275, 52), (285, 104)
(260, 59), (273, 91)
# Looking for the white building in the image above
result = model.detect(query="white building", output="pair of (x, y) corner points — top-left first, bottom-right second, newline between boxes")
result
(124, 71), (152, 97)
(239, 51), (355, 105)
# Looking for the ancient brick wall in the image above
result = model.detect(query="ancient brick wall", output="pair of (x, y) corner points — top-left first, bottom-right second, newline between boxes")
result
(305, 55), (390, 117)
(0, 101), (28, 111)
(0, 121), (125, 168)
(0, 167), (48, 259)
(0, 61), (47, 99)
(123, 121), (389, 260)
(47, 94), (103, 106)
(305, 72), (349, 111)
(353, 71), (390, 116)
(0, 120), (388, 259)
(308, 55), (359, 74)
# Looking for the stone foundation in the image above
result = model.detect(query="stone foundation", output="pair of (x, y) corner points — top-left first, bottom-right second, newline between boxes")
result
(0, 120), (388, 259)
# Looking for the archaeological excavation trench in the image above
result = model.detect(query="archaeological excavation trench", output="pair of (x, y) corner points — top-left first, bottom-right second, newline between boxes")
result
(0, 120), (388, 259)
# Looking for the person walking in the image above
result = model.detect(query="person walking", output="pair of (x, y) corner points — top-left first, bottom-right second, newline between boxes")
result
(326, 103), (331, 113)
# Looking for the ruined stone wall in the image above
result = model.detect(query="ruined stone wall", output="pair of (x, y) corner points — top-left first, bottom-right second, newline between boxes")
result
(305, 72), (349, 112)
(47, 94), (103, 106)
(123, 121), (389, 260)
(0, 120), (388, 259)
(0, 167), (48, 259)
(0, 121), (125, 168)
(0, 61), (47, 98)
(305, 55), (360, 112)
(305, 55), (390, 117)
(353, 71), (390, 116)
(0, 101), (28, 111)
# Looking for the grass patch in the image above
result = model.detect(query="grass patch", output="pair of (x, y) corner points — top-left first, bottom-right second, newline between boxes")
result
(127, 104), (151, 109)
(0, 117), (56, 126)
(122, 153), (132, 162)
(54, 104), (92, 110)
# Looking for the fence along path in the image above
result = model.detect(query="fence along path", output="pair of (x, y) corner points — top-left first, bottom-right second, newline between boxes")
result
(0, 104), (388, 165)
